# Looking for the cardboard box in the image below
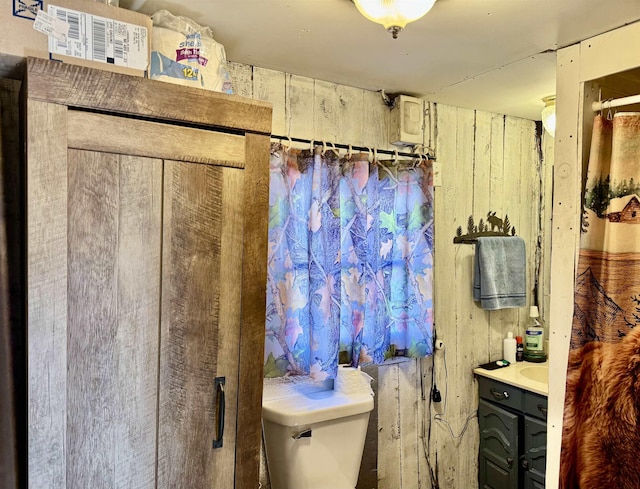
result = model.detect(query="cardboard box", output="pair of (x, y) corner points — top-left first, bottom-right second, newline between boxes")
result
(0, 0), (151, 78)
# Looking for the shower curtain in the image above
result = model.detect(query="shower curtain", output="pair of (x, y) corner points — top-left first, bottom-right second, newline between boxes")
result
(561, 113), (640, 488)
(264, 144), (434, 380)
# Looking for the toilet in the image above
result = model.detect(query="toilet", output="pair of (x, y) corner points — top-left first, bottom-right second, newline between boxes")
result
(262, 387), (374, 489)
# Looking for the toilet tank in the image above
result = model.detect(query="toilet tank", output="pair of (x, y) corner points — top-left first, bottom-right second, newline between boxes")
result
(262, 389), (374, 489)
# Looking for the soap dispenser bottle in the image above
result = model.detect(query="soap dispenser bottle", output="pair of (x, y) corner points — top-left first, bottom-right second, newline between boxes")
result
(503, 331), (517, 364)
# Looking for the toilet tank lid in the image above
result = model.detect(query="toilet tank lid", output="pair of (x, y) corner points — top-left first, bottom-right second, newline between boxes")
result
(262, 389), (374, 427)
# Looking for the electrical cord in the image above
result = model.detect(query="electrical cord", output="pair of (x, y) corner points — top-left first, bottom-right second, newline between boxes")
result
(432, 345), (478, 440)
(420, 356), (440, 489)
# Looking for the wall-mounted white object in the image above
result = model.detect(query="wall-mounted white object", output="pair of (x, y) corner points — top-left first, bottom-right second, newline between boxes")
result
(389, 95), (424, 146)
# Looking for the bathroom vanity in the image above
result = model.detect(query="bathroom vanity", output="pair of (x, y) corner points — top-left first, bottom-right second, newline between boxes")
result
(474, 362), (549, 489)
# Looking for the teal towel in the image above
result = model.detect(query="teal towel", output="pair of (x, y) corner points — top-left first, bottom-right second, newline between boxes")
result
(473, 237), (526, 310)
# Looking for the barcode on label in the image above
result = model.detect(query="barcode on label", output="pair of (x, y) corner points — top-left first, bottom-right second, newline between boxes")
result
(67, 12), (80, 40)
(92, 18), (106, 62)
(47, 6), (148, 70)
(54, 9), (67, 48)
(50, 7), (79, 53)
(114, 39), (124, 61)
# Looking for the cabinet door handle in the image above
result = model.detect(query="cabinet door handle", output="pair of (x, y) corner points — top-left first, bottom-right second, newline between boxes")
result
(520, 455), (529, 470)
(490, 388), (509, 400)
(507, 457), (514, 469)
(537, 404), (548, 418)
(212, 377), (226, 449)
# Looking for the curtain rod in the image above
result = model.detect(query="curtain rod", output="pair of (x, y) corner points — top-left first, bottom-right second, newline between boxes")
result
(270, 134), (435, 160)
(592, 94), (640, 112)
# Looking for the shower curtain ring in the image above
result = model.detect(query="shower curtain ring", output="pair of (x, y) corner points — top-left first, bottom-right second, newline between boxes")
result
(347, 144), (353, 160)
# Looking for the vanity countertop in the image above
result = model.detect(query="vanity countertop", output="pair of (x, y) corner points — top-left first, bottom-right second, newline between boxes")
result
(473, 360), (549, 396)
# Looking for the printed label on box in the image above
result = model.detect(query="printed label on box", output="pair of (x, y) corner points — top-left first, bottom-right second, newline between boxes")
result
(13, 0), (43, 20)
(33, 9), (69, 42)
(48, 5), (148, 71)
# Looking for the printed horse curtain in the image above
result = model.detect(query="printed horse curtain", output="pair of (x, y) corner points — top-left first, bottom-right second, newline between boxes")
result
(264, 144), (434, 380)
(561, 113), (640, 488)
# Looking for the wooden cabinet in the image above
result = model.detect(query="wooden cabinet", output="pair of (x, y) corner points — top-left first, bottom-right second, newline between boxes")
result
(25, 58), (272, 489)
(478, 377), (547, 489)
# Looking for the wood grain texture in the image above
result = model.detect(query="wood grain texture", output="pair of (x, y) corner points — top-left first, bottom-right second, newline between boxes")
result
(66, 151), (161, 488)
(336, 84), (365, 146)
(158, 161), (228, 488)
(377, 364), (401, 489)
(0, 77), (21, 489)
(488, 113), (508, 361)
(68, 111), (246, 168)
(227, 62), (253, 99)
(67, 150), (119, 488)
(418, 358), (435, 489)
(213, 165), (245, 481)
(363, 89), (390, 151)
(252, 67), (286, 136)
(398, 360), (420, 489)
(26, 57), (272, 135)
(452, 107), (479, 489)
(313, 79), (339, 142)
(285, 74), (314, 140)
(487, 117), (520, 353)
(114, 155), (163, 488)
(235, 133), (270, 489)
(472, 110), (493, 360)
(433, 104), (459, 489)
(27, 100), (68, 489)
(358, 364), (379, 489)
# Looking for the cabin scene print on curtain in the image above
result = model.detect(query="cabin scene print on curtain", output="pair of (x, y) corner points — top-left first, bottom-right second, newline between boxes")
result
(264, 144), (434, 380)
(561, 113), (640, 489)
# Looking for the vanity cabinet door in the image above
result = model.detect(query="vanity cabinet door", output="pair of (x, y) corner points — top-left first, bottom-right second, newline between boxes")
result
(523, 415), (546, 489)
(478, 399), (519, 489)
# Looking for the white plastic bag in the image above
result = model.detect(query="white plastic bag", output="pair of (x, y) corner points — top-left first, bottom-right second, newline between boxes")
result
(149, 10), (233, 93)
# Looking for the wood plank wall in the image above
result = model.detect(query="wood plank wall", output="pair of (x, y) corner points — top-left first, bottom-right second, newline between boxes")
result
(228, 62), (546, 489)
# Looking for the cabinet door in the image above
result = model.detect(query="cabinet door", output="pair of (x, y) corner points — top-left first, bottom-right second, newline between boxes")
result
(478, 399), (519, 489)
(523, 414), (546, 489)
(27, 58), (270, 489)
(157, 161), (244, 489)
(28, 136), (164, 488)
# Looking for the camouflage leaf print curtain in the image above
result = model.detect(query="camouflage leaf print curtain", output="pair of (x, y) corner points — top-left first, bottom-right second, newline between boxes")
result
(264, 144), (435, 380)
(560, 113), (640, 488)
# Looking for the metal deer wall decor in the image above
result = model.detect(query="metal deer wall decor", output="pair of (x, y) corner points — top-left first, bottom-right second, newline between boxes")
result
(453, 211), (517, 244)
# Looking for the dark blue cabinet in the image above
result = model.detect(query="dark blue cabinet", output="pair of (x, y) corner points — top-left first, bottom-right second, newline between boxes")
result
(523, 414), (546, 489)
(478, 377), (547, 489)
(479, 399), (519, 489)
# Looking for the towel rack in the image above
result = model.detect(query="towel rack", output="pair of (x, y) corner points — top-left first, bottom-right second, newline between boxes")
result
(453, 211), (517, 244)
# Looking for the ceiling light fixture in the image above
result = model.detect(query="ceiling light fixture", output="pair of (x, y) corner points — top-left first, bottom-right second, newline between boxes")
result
(541, 95), (556, 137)
(353, 0), (436, 39)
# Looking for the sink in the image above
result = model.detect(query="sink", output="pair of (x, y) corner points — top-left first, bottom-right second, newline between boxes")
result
(520, 365), (548, 384)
